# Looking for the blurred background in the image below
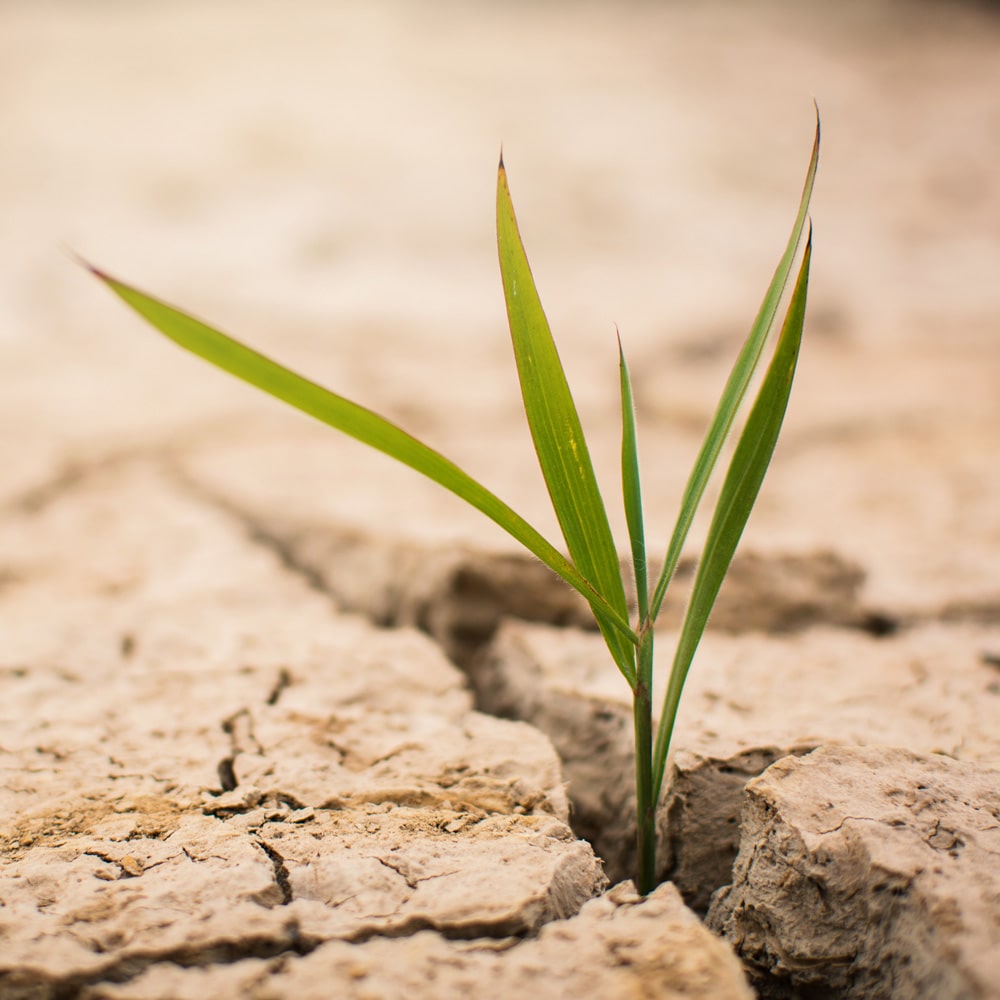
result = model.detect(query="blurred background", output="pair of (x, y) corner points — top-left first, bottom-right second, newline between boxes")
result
(3, 0), (999, 613)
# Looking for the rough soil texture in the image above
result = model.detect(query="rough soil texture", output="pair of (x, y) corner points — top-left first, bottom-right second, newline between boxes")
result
(80, 883), (753, 1000)
(3, 0), (1000, 997)
(0, 464), (611, 998)
(707, 747), (1000, 1000)
(472, 617), (1000, 906)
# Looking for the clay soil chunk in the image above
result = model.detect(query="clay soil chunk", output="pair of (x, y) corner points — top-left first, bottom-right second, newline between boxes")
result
(474, 619), (1000, 905)
(707, 746), (1000, 1000)
(0, 464), (609, 998)
(5, 3), (1000, 997)
(78, 882), (753, 1000)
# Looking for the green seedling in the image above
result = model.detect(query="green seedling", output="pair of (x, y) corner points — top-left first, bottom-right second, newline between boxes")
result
(85, 122), (817, 895)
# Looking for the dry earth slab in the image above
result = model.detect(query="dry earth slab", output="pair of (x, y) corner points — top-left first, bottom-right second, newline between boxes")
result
(146, 501), (1000, 924)
(707, 746), (1000, 1000)
(77, 882), (752, 1000)
(0, 459), (750, 998)
(1, 462), (590, 990)
(470, 618), (1000, 909)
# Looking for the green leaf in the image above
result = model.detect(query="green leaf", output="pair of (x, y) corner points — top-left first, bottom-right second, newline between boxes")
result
(653, 228), (813, 797)
(618, 333), (648, 625)
(649, 116), (820, 621)
(85, 263), (637, 648)
(496, 159), (634, 678)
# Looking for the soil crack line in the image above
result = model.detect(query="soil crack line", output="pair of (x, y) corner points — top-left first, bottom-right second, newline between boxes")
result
(217, 707), (263, 792)
(36, 928), (316, 1000)
(167, 465), (336, 600)
(267, 667), (293, 705)
(5, 448), (156, 515)
(256, 838), (294, 905)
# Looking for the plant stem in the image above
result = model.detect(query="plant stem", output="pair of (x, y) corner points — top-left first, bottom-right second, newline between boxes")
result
(633, 626), (656, 895)
(652, 667), (684, 810)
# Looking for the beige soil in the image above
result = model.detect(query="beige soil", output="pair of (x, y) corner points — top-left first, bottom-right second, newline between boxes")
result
(2, 1), (999, 997)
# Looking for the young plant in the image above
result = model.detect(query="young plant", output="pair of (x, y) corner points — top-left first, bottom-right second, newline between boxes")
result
(85, 123), (818, 895)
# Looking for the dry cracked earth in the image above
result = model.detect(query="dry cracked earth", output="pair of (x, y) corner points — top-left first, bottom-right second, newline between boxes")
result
(2, 1), (1000, 998)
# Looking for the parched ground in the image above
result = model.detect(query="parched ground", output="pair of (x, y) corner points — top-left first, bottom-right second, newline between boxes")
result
(2, 1), (1000, 998)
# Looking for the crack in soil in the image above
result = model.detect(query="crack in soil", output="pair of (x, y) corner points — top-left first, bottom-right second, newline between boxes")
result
(203, 789), (307, 820)
(216, 756), (239, 793)
(4, 907), (537, 999)
(5, 449), (166, 516)
(216, 705), (269, 793)
(14, 925), (317, 1000)
(80, 850), (146, 880)
(266, 667), (293, 706)
(365, 852), (460, 892)
(164, 458), (1000, 646)
(221, 708), (263, 757)
(13, 453), (992, 995)
(256, 839), (294, 905)
(167, 464), (336, 601)
(341, 913), (535, 945)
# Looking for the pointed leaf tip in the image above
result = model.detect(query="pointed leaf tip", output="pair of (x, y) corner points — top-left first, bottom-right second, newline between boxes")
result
(496, 160), (632, 664)
(85, 263), (636, 647)
(65, 247), (103, 278)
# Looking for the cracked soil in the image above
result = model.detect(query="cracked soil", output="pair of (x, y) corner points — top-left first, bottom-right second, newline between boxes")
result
(2, 1), (1000, 998)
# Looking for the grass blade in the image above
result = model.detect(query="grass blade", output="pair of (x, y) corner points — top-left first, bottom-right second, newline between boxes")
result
(86, 263), (637, 648)
(618, 333), (648, 624)
(496, 158), (633, 675)
(653, 229), (813, 796)
(648, 116), (820, 621)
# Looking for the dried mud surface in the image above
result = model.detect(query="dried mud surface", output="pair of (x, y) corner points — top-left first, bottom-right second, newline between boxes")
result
(3, 1), (1000, 997)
